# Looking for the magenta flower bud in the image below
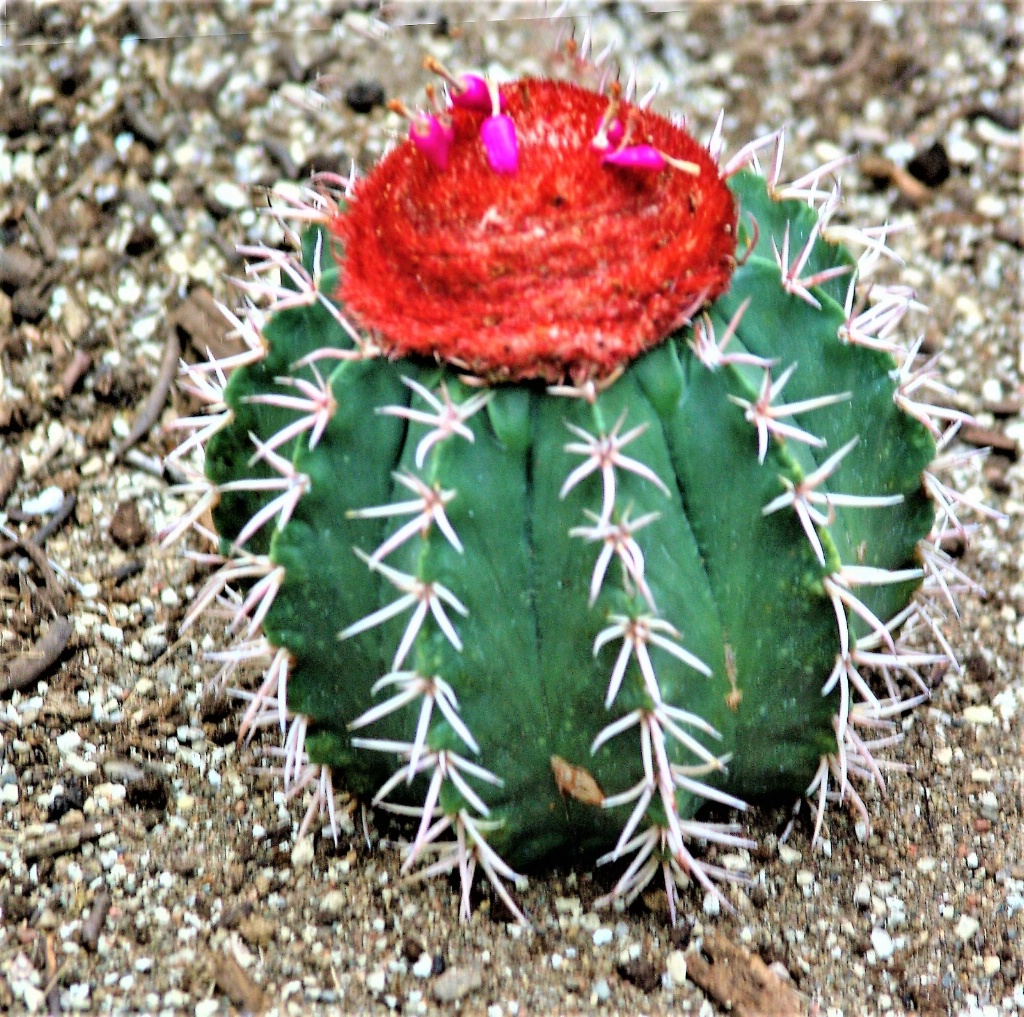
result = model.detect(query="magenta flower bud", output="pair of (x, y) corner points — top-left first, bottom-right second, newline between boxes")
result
(591, 116), (625, 151)
(411, 115), (454, 170)
(481, 114), (519, 174)
(606, 118), (625, 146)
(602, 144), (667, 171)
(452, 74), (506, 113)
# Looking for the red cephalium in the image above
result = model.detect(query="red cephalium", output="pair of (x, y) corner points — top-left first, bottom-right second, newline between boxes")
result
(335, 78), (737, 384)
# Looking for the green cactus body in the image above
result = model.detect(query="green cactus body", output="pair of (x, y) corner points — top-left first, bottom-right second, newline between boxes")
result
(169, 71), (962, 925)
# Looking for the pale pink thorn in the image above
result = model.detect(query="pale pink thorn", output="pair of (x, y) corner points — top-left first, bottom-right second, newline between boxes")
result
(394, 601), (430, 670)
(768, 128), (786, 190)
(673, 771), (748, 812)
(723, 128), (785, 177)
(805, 757), (830, 845)
(409, 694), (434, 780)
(347, 684), (421, 733)
(706, 109), (726, 162)
(445, 766), (492, 819)
(638, 80), (661, 109)
(591, 708), (642, 755)
(623, 60), (638, 102)
(180, 559), (268, 633)
(461, 812), (529, 926)
(164, 410), (234, 464)
(233, 565), (286, 638)
(776, 154), (855, 202)
(608, 784), (654, 860)
(158, 485), (219, 548)
(282, 714), (308, 790)
(825, 576), (896, 653)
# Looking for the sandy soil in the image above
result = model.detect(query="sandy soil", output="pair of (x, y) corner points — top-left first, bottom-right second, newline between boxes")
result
(1, 3), (1021, 1015)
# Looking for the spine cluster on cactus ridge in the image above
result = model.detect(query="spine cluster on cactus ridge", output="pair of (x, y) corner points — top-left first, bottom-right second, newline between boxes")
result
(159, 31), (994, 928)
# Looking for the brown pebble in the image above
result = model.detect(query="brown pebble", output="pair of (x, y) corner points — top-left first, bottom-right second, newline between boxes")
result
(0, 247), (44, 289)
(617, 957), (660, 993)
(432, 964), (483, 1003)
(110, 498), (147, 548)
(237, 913), (275, 948)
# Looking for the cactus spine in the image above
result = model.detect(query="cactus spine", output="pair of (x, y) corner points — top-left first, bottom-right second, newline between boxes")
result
(165, 65), (974, 927)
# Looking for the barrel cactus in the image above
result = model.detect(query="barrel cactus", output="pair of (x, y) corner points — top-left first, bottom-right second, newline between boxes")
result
(164, 56), (974, 927)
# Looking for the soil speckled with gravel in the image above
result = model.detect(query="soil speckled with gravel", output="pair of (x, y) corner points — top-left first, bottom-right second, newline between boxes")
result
(1, 3), (1021, 1015)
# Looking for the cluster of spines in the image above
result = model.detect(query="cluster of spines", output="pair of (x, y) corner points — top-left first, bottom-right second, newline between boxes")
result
(158, 50), (992, 927)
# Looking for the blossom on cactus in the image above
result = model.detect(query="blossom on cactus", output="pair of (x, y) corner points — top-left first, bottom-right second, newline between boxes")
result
(163, 40), (983, 929)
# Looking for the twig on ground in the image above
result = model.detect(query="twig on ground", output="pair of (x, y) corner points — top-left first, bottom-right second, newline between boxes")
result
(113, 330), (181, 461)
(79, 891), (112, 953)
(0, 618), (74, 696)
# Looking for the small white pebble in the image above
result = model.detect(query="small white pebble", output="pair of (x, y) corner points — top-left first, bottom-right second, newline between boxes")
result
(962, 705), (995, 725)
(21, 486), (65, 515)
(366, 969), (386, 993)
(778, 843), (802, 865)
(592, 927), (613, 947)
(666, 950), (687, 984)
(195, 1000), (220, 1017)
(871, 928), (895, 960)
(955, 915), (980, 941)
(1, 783), (19, 805)
(56, 730), (83, 755)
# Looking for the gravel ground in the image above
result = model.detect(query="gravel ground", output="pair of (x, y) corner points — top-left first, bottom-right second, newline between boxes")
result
(1, 2), (1022, 1015)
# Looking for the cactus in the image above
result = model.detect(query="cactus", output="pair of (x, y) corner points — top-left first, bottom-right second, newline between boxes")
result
(166, 63), (976, 927)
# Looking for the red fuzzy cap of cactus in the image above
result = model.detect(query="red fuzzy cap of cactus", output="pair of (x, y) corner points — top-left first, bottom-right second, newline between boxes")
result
(334, 78), (737, 383)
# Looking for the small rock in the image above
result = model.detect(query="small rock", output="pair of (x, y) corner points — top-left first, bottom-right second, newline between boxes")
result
(955, 915), (980, 941)
(593, 977), (611, 1002)
(0, 247), (44, 289)
(21, 486), (65, 516)
(432, 965), (482, 1003)
(854, 881), (871, 907)
(871, 928), (895, 960)
(593, 927), (613, 946)
(55, 730), (83, 755)
(366, 969), (386, 994)
(237, 914), (275, 948)
(906, 141), (951, 187)
(778, 843), (802, 865)
(983, 955), (1001, 976)
(319, 889), (348, 918)
(1, 782), (19, 805)
(109, 499), (147, 548)
(666, 949), (687, 984)
(617, 958), (660, 992)
(195, 1000), (220, 1017)
(290, 836), (314, 868)
(962, 705), (995, 725)
(210, 180), (248, 211)
(345, 79), (386, 115)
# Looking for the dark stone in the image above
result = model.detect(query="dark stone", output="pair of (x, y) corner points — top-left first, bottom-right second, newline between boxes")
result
(907, 142), (951, 187)
(47, 776), (86, 822)
(617, 958), (660, 993)
(345, 79), (386, 115)
(109, 498), (147, 548)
